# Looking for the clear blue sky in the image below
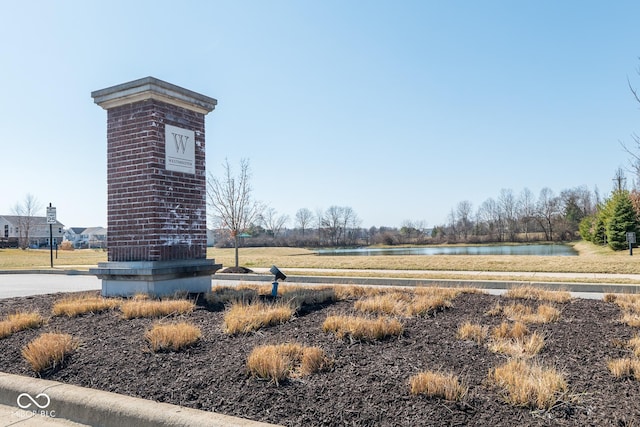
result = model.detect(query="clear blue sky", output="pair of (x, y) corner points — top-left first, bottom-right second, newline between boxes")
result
(2, 1), (640, 229)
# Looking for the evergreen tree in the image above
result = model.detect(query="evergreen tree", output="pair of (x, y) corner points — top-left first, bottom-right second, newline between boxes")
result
(606, 191), (638, 251)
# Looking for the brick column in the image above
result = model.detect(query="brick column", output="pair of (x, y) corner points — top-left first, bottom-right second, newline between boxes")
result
(90, 77), (221, 296)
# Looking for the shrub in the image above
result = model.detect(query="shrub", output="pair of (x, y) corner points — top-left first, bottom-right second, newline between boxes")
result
(456, 322), (488, 344)
(490, 359), (567, 409)
(247, 343), (330, 385)
(504, 286), (571, 303)
(22, 333), (78, 373)
(53, 294), (120, 317)
(323, 315), (403, 341)
(409, 370), (467, 401)
(145, 322), (201, 352)
(491, 321), (529, 340)
(121, 299), (194, 319)
(0, 312), (44, 339)
(59, 240), (74, 251)
(223, 301), (293, 334)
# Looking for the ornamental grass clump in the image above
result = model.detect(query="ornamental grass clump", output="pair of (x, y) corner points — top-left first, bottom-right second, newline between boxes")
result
(456, 321), (489, 344)
(281, 287), (336, 310)
(322, 315), (403, 341)
(145, 322), (201, 352)
(223, 300), (293, 334)
(354, 292), (410, 316)
(606, 294), (640, 327)
(490, 359), (567, 410)
(53, 294), (120, 317)
(409, 370), (467, 401)
(22, 332), (78, 373)
(505, 286), (571, 303)
(120, 299), (195, 319)
(0, 312), (44, 339)
(205, 286), (259, 305)
(489, 302), (561, 324)
(247, 343), (330, 385)
(487, 321), (545, 358)
(608, 358), (640, 379)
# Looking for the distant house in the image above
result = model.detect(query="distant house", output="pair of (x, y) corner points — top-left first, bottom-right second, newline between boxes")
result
(64, 227), (107, 249)
(0, 215), (65, 248)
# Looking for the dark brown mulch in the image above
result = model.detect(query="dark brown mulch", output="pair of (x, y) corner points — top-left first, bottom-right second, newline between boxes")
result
(1, 290), (640, 426)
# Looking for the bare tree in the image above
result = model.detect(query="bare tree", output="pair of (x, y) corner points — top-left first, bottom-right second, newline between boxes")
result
(294, 208), (313, 237)
(207, 159), (264, 268)
(536, 187), (560, 241)
(456, 200), (473, 240)
(498, 189), (518, 241)
(12, 193), (42, 249)
(321, 206), (360, 246)
(517, 188), (536, 241)
(261, 207), (289, 238)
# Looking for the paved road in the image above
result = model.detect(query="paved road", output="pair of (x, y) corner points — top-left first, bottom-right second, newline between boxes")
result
(0, 274), (100, 299)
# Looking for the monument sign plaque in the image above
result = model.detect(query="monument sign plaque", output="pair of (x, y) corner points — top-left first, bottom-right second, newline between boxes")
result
(165, 124), (195, 175)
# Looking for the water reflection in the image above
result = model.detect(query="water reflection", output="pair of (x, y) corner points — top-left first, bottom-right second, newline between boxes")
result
(316, 244), (577, 256)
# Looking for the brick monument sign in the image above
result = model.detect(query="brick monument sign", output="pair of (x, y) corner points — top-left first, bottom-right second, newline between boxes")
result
(90, 77), (221, 296)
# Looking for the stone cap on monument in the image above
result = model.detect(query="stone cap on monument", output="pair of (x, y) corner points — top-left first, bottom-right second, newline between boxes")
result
(91, 76), (217, 114)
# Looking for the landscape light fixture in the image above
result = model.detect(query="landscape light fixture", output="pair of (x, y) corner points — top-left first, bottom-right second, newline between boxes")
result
(270, 265), (287, 297)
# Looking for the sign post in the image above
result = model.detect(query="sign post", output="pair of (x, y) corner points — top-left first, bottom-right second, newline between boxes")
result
(627, 232), (636, 257)
(46, 204), (56, 267)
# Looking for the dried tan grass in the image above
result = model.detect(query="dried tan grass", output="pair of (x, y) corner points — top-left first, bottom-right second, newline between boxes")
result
(334, 285), (385, 301)
(491, 303), (561, 324)
(53, 294), (120, 317)
(323, 315), (403, 341)
(491, 321), (528, 340)
(22, 332), (78, 372)
(281, 287), (336, 309)
(205, 286), (259, 305)
(629, 336), (640, 357)
(504, 286), (571, 303)
(354, 292), (410, 315)
(607, 293), (640, 313)
(487, 333), (545, 358)
(409, 370), (467, 401)
(487, 321), (544, 357)
(246, 343), (330, 385)
(490, 359), (567, 409)
(608, 358), (640, 379)
(223, 301), (293, 334)
(145, 322), (202, 352)
(120, 299), (195, 319)
(0, 312), (44, 339)
(456, 322), (489, 344)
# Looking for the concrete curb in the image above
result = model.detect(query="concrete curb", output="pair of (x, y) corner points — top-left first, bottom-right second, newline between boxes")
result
(0, 372), (280, 427)
(0, 269), (92, 275)
(213, 273), (640, 294)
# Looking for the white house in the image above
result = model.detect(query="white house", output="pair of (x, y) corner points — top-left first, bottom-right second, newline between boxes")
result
(0, 215), (65, 248)
(64, 227), (107, 249)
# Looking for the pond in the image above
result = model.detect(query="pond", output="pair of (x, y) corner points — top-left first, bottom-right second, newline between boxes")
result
(316, 244), (578, 256)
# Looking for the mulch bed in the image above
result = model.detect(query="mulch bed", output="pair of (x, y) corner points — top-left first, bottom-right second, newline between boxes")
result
(1, 290), (640, 426)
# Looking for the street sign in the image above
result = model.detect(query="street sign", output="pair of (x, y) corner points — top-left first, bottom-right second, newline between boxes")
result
(46, 207), (56, 224)
(627, 232), (636, 244)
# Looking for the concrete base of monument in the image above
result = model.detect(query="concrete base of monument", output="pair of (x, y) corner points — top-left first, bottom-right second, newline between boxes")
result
(90, 259), (222, 297)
